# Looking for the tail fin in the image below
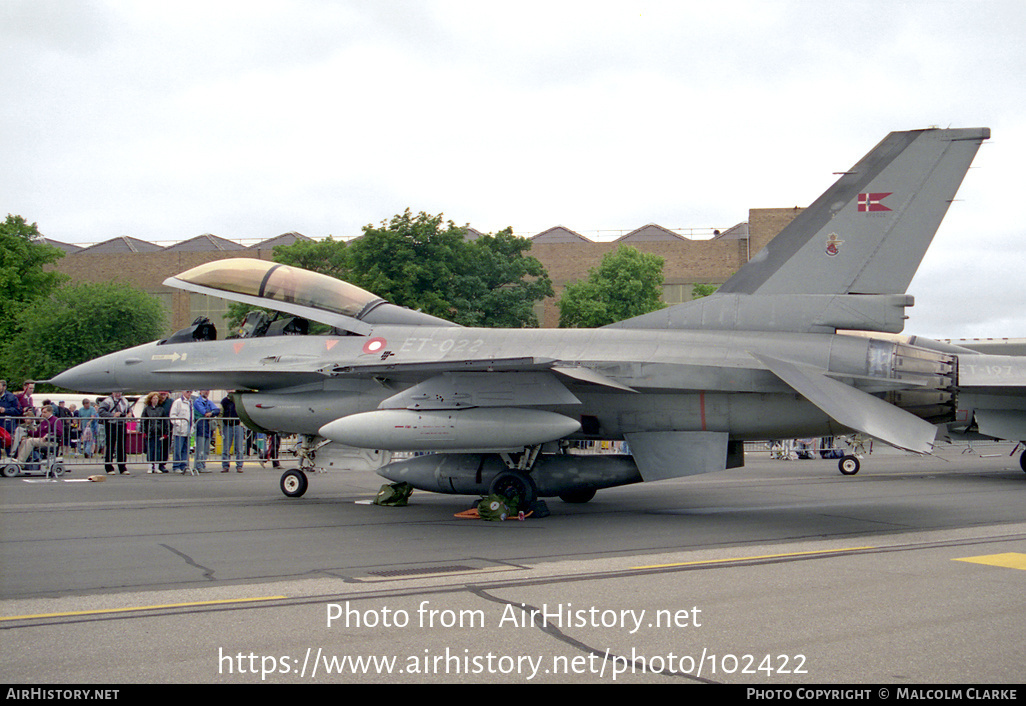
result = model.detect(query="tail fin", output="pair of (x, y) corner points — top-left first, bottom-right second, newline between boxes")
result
(611, 127), (989, 333)
(720, 127), (989, 296)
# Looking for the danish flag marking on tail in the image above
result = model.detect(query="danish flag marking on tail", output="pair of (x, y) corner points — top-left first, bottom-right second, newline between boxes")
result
(858, 192), (893, 212)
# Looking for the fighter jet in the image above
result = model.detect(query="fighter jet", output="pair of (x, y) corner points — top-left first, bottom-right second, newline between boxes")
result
(51, 127), (1024, 505)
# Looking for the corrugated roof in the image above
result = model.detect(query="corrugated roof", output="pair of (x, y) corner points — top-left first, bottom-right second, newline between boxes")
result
(531, 226), (592, 243)
(41, 238), (83, 254)
(164, 234), (247, 252)
(248, 232), (313, 249)
(712, 222), (749, 240)
(613, 224), (689, 243)
(76, 236), (164, 254)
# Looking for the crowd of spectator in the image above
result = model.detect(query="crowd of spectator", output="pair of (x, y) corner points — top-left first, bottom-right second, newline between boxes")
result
(1, 382), (281, 475)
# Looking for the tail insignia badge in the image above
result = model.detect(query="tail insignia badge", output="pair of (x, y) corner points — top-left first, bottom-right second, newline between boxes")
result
(825, 233), (844, 257)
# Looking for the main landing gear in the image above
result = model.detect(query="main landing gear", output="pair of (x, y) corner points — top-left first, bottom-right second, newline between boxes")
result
(489, 470), (537, 509)
(493, 446), (598, 506)
(491, 447), (541, 511)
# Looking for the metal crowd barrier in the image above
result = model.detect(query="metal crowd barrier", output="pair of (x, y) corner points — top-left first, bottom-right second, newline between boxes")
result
(0, 414), (297, 472)
(7, 412), (1013, 476)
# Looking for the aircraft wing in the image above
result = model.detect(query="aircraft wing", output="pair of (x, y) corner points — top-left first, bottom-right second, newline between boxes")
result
(328, 356), (637, 392)
(328, 356), (557, 377)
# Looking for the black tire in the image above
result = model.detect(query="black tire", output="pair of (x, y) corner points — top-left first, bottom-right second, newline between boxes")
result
(1020, 451), (1025, 474)
(2, 463), (20, 478)
(489, 470), (536, 511)
(48, 463), (65, 479)
(839, 456), (860, 475)
(558, 488), (597, 503)
(280, 469), (308, 498)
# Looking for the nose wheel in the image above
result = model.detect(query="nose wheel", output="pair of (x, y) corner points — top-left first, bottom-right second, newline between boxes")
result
(280, 469), (309, 497)
(838, 455), (860, 475)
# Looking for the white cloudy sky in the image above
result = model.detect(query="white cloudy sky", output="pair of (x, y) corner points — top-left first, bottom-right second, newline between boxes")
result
(3, 0), (1024, 338)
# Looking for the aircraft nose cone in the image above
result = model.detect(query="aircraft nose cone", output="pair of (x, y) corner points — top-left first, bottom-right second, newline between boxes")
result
(49, 357), (119, 393)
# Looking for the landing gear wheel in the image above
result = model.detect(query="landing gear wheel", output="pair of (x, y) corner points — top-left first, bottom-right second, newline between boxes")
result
(558, 488), (597, 503)
(280, 469), (308, 498)
(489, 470), (536, 511)
(839, 456), (860, 475)
(2, 463), (20, 478)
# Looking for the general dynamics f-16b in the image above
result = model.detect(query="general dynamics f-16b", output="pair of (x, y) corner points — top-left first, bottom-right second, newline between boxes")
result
(50, 127), (1026, 504)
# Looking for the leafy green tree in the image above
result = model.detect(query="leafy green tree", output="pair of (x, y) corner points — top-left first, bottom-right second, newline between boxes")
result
(691, 283), (719, 299)
(241, 210), (552, 328)
(273, 235), (351, 280)
(0, 215), (67, 367)
(5, 283), (165, 388)
(346, 209), (471, 319)
(558, 246), (667, 328)
(348, 212), (551, 327)
(448, 230), (553, 327)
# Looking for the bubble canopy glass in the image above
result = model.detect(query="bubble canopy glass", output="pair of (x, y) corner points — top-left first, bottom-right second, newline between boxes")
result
(163, 258), (385, 335)
(165, 258), (456, 334)
(169, 258), (381, 319)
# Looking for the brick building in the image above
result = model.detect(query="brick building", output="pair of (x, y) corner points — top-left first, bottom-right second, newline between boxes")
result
(47, 208), (801, 332)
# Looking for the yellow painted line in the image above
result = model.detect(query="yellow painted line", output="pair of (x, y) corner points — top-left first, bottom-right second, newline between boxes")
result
(0, 595), (288, 622)
(631, 546), (875, 570)
(953, 552), (1026, 571)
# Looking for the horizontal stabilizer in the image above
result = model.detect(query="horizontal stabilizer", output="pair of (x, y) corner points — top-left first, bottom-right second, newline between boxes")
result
(754, 353), (937, 453)
(973, 410), (1026, 442)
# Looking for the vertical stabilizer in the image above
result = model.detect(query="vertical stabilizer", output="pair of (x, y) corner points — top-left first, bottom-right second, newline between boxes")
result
(718, 127), (989, 296)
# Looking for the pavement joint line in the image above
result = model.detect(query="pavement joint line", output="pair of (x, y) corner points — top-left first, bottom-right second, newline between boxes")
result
(0, 595), (288, 622)
(629, 546), (875, 570)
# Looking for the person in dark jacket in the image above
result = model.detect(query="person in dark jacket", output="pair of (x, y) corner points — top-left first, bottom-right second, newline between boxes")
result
(0, 380), (22, 457)
(141, 392), (167, 474)
(156, 391), (173, 471)
(15, 381), (35, 418)
(97, 392), (131, 475)
(220, 394), (245, 473)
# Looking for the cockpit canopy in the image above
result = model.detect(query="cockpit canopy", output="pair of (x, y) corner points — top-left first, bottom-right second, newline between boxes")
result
(170, 259), (384, 320)
(164, 258), (456, 336)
